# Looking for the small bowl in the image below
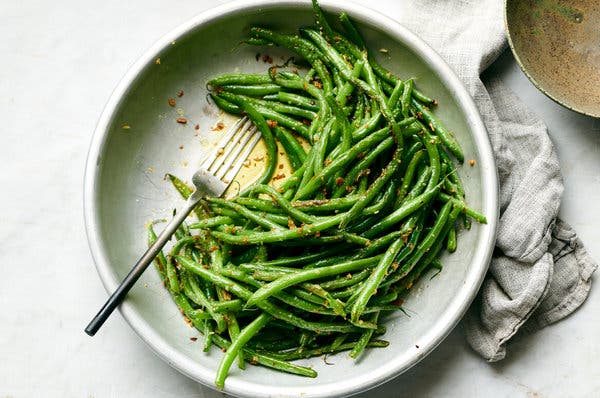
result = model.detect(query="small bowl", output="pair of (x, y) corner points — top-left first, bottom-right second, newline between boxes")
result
(84, 1), (498, 396)
(505, 0), (600, 117)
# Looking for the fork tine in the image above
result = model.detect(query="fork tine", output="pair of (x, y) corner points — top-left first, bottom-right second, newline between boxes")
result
(209, 118), (254, 175)
(211, 120), (255, 177)
(199, 116), (249, 170)
(222, 128), (262, 183)
(215, 124), (259, 179)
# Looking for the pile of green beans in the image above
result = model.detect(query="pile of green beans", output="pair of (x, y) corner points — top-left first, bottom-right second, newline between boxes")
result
(150, 0), (487, 389)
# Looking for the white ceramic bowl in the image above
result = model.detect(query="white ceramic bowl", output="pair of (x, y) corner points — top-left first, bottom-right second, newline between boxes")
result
(84, 1), (498, 396)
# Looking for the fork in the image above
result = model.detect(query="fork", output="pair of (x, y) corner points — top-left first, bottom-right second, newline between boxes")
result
(85, 116), (260, 336)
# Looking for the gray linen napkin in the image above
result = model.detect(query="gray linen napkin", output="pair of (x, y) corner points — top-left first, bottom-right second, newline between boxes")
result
(390, 0), (597, 360)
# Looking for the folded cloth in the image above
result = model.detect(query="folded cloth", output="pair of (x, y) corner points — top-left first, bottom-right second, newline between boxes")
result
(391, 0), (597, 360)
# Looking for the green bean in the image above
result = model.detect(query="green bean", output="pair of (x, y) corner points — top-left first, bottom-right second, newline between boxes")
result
(217, 92), (311, 138)
(339, 11), (365, 48)
(209, 93), (242, 114)
(280, 339), (389, 361)
(339, 148), (402, 229)
(320, 269), (371, 291)
(397, 149), (426, 202)
(274, 91), (319, 111)
(206, 198), (283, 231)
(446, 224), (457, 253)
(273, 126), (307, 171)
(294, 127), (391, 200)
(387, 79), (405, 110)
(311, 118), (333, 176)
(249, 27), (333, 92)
(350, 311), (379, 359)
(246, 256), (382, 308)
(333, 134), (394, 198)
(336, 59), (364, 105)
(215, 312), (272, 389)
(350, 238), (404, 322)
(220, 267), (337, 316)
(209, 74), (273, 86)
(411, 100), (464, 162)
(212, 299), (244, 313)
(439, 148), (465, 198)
(248, 96), (318, 120)
(400, 79), (413, 118)
(351, 113), (382, 142)
(236, 98), (278, 195)
(147, 222), (167, 282)
(211, 334), (317, 378)
(178, 256), (360, 333)
(187, 216), (237, 230)
(365, 185), (439, 238)
(302, 283), (345, 316)
(181, 272), (227, 333)
(437, 193), (487, 224)
(220, 84), (282, 96)
(396, 201), (454, 279)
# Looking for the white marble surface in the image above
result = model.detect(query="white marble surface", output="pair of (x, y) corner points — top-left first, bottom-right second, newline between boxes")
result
(1, 1), (599, 397)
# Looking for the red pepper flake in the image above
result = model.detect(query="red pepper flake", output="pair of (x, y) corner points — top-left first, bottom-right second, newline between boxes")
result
(262, 54), (273, 63)
(335, 177), (345, 186)
(266, 119), (278, 128)
(177, 90), (184, 97)
(356, 151), (366, 159)
(278, 164), (284, 169)
(272, 173), (286, 180)
(179, 145), (184, 150)
(190, 337), (198, 342)
(168, 98), (176, 107)
(209, 245), (219, 252)
(333, 36), (341, 42)
(194, 124), (200, 130)
(211, 121), (225, 131)
(176, 117), (187, 124)
(302, 119), (311, 126)
(469, 159), (476, 166)
(313, 80), (323, 89)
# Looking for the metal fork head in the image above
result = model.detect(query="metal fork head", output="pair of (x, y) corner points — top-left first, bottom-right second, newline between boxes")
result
(191, 116), (261, 199)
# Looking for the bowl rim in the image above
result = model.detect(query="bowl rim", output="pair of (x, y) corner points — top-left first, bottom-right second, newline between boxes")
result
(503, 0), (600, 118)
(84, 1), (498, 396)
